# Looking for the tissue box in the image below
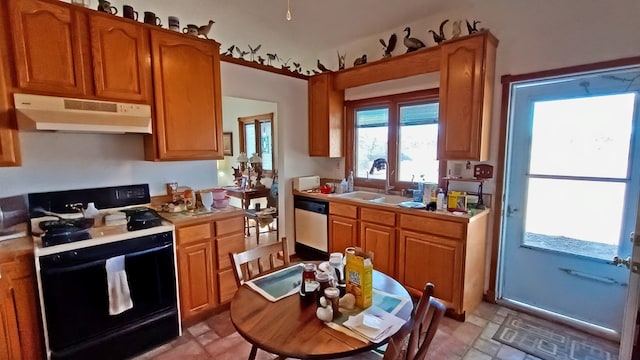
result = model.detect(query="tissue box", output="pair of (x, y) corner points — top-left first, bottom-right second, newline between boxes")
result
(345, 248), (373, 309)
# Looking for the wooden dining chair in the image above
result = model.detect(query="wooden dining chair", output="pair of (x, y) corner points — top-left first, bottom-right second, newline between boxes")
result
(373, 282), (445, 360)
(230, 237), (290, 286)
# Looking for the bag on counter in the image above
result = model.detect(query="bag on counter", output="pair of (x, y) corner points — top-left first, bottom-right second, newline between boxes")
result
(345, 247), (373, 309)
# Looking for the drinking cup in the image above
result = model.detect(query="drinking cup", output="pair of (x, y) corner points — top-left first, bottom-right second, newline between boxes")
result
(97, 0), (117, 14)
(168, 16), (180, 31)
(200, 191), (213, 211)
(182, 24), (198, 37)
(144, 11), (162, 26)
(123, 5), (138, 20)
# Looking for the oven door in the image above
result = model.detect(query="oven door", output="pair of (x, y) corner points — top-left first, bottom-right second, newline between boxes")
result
(39, 231), (178, 355)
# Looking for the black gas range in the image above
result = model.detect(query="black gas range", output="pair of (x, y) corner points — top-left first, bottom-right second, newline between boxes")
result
(28, 184), (179, 360)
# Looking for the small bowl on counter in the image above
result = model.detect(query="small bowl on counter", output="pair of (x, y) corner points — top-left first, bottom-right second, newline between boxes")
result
(213, 196), (230, 209)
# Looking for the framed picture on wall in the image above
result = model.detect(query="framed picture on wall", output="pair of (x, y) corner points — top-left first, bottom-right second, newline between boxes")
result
(223, 132), (233, 156)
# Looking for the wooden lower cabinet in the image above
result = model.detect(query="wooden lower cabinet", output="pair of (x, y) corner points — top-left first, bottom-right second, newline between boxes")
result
(329, 215), (358, 254)
(360, 207), (396, 277)
(399, 230), (462, 307)
(175, 213), (245, 324)
(398, 213), (488, 320)
(361, 222), (396, 277)
(0, 254), (44, 359)
(178, 239), (216, 320)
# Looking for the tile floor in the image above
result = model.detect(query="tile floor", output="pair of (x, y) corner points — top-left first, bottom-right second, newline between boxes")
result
(134, 227), (620, 360)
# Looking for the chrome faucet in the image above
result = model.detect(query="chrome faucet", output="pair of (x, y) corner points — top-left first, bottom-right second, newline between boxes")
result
(369, 158), (394, 194)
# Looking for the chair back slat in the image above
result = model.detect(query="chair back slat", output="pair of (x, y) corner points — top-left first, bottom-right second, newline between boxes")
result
(383, 282), (445, 360)
(230, 238), (290, 285)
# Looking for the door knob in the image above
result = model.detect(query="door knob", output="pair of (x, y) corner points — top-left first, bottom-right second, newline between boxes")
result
(613, 256), (631, 269)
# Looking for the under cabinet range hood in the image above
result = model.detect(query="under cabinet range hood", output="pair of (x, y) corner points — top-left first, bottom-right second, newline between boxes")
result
(14, 93), (152, 134)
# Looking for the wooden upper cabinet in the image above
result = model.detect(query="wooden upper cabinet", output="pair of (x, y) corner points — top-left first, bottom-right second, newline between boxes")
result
(0, 1), (20, 167)
(89, 15), (151, 102)
(7, 0), (90, 96)
(438, 32), (497, 161)
(308, 73), (344, 157)
(147, 30), (223, 160)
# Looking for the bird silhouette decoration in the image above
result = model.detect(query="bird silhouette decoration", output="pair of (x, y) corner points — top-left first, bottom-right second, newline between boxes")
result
(235, 47), (249, 60)
(337, 52), (346, 70)
(403, 27), (425, 53)
(197, 20), (215, 39)
(266, 53), (279, 66)
(293, 62), (301, 73)
(466, 19), (481, 34)
(317, 59), (331, 72)
(223, 45), (236, 56)
(428, 19), (449, 45)
(248, 44), (261, 62)
(257, 56), (265, 65)
(451, 20), (462, 39)
(379, 33), (397, 58)
(353, 54), (367, 67)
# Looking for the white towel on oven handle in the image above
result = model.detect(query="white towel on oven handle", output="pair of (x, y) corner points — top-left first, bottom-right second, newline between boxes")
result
(105, 255), (133, 315)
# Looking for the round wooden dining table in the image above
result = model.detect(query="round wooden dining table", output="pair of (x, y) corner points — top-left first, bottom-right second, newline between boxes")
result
(230, 268), (413, 359)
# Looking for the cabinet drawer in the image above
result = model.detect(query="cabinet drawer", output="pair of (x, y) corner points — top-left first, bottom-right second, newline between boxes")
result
(218, 268), (239, 303)
(361, 207), (396, 227)
(330, 202), (358, 218)
(216, 217), (244, 236)
(216, 232), (245, 270)
(400, 214), (465, 239)
(177, 222), (213, 245)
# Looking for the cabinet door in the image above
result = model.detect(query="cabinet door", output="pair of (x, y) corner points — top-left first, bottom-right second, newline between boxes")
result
(0, 271), (21, 360)
(361, 222), (395, 277)
(308, 73), (344, 157)
(177, 240), (217, 321)
(360, 221), (396, 277)
(329, 215), (358, 253)
(10, 257), (43, 360)
(399, 230), (462, 311)
(8, 0), (90, 96)
(0, 9), (20, 167)
(149, 30), (223, 160)
(439, 34), (494, 161)
(89, 15), (151, 102)
(217, 268), (238, 304)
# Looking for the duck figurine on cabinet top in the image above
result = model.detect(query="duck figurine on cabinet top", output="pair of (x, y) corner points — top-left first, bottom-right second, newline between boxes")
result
(353, 54), (367, 67)
(403, 27), (425, 53)
(197, 20), (215, 39)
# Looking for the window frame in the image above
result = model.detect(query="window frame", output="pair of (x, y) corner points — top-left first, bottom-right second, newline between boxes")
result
(238, 112), (275, 176)
(345, 88), (445, 192)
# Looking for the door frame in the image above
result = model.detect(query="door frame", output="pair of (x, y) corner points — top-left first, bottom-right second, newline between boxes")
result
(487, 56), (640, 351)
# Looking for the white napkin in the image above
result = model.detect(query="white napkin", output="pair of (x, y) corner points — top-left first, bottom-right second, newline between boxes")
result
(342, 306), (406, 343)
(105, 255), (133, 315)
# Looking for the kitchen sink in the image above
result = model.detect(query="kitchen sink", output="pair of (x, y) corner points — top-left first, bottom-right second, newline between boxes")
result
(333, 191), (408, 205)
(334, 191), (383, 201)
(369, 195), (406, 205)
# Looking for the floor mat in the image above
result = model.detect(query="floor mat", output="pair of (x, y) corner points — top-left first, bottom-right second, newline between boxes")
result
(492, 314), (619, 360)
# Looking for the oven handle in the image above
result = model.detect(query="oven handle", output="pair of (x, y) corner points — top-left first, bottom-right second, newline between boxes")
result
(41, 243), (172, 273)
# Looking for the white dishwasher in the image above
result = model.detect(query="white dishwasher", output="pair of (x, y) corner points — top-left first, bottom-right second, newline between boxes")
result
(294, 195), (329, 260)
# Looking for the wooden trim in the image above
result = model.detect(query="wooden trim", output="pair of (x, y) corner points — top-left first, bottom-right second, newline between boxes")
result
(500, 56), (640, 85)
(333, 46), (441, 90)
(220, 55), (309, 80)
(487, 56), (640, 303)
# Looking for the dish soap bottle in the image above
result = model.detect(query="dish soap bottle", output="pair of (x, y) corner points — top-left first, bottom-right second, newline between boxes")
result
(340, 178), (348, 194)
(84, 202), (101, 226)
(347, 171), (354, 193)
